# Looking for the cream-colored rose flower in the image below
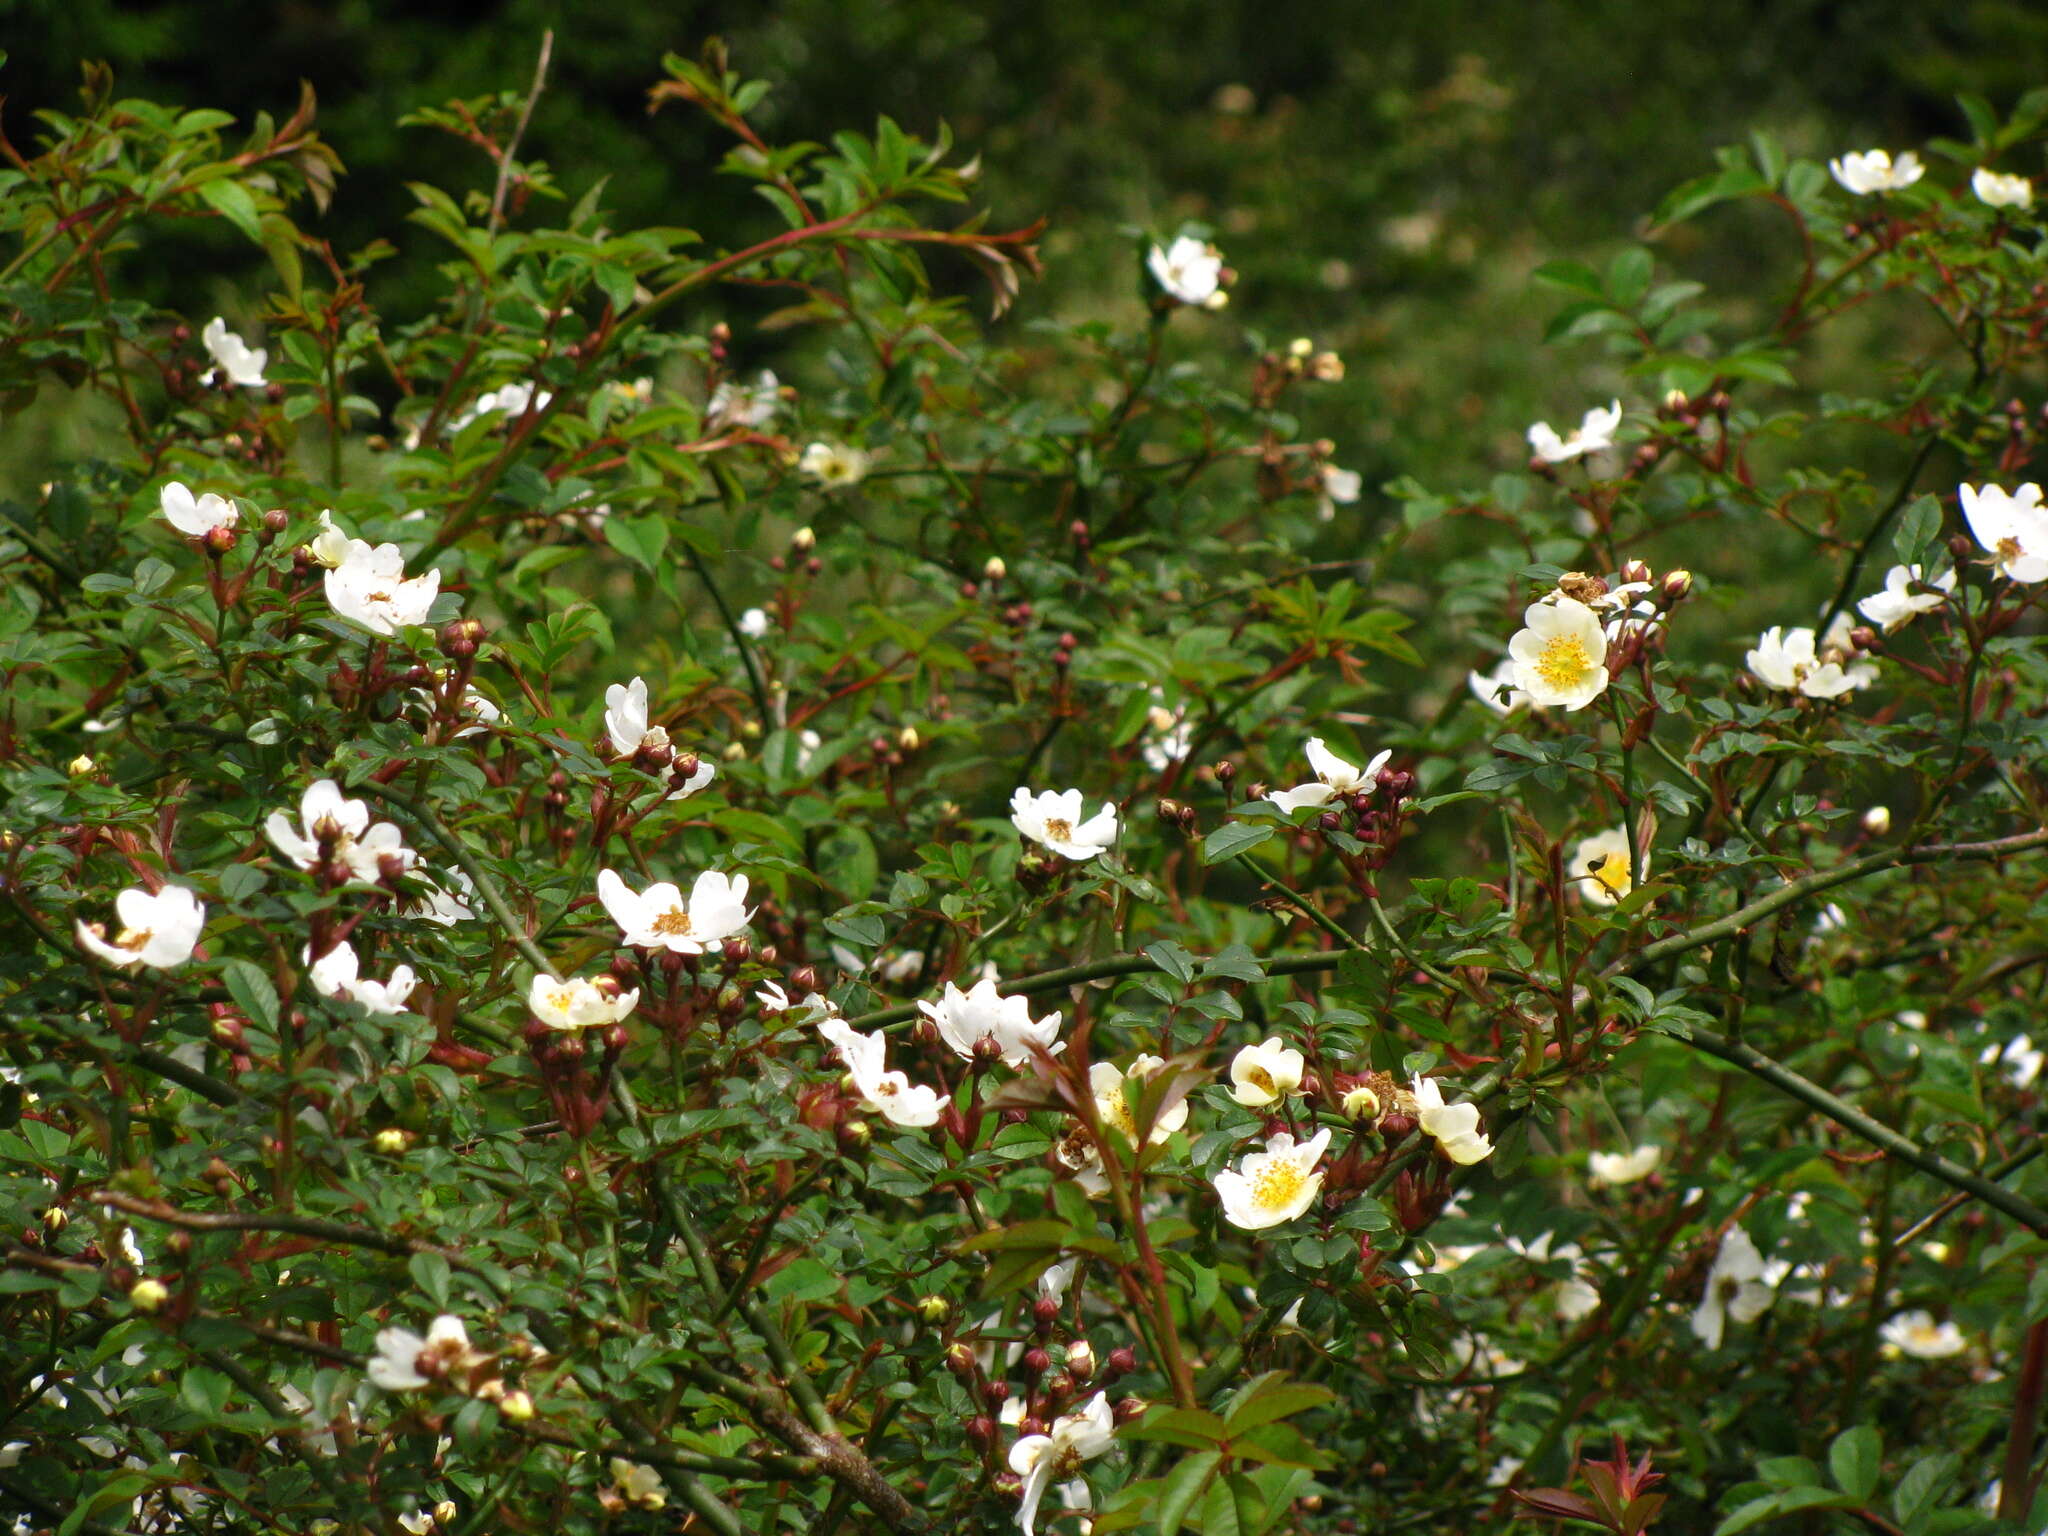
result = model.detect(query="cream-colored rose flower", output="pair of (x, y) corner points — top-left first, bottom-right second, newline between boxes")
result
(1213, 1129), (1331, 1229)
(1569, 826), (1642, 907)
(1228, 1036), (1304, 1107)
(1507, 595), (1609, 710)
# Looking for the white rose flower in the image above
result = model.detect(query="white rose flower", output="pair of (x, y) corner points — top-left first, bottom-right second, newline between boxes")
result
(305, 510), (352, 568)
(1266, 737), (1391, 815)
(603, 676), (669, 756)
(1507, 595), (1610, 710)
(1588, 1144), (1662, 1187)
(1746, 625), (1876, 700)
(1009, 787), (1118, 861)
(1411, 1076), (1494, 1164)
(324, 539), (442, 635)
(1960, 481), (2048, 582)
(917, 977), (1063, 1067)
(1315, 463), (1362, 521)
(305, 941), (418, 1016)
(367, 1315), (475, 1391)
(1467, 656), (1528, 716)
(1008, 1391), (1117, 1536)
(266, 779), (417, 884)
(1228, 1036), (1305, 1108)
(200, 317), (267, 387)
(159, 481), (238, 538)
(528, 973), (639, 1031)
(1972, 167), (2034, 210)
(817, 1017), (944, 1128)
(1829, 149), (1924, 195)
(1213, 1128), (1332, 1230)
(1146, 234), (1227, 307)
(74, 885), (206, 970)
(799, 442), (871, 489)
(1569, 826), (1642, 907)
(595, 868), (751, 954)
(1527, 400), (1622, 464)
(1879, 1310), (1967, 1359)
(1856, 564), (1955, 630)
(610, 1458), (667, 1511)
(1691, 1227), (1774, 1347)
(738, 607), (771, 638)
(449, 381), (551, 433)
(1090, 1055), (1188, 1147)
(707, 369), (780, 428)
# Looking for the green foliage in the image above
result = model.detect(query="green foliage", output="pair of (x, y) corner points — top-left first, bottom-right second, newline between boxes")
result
(6, 32), (2048, 1536)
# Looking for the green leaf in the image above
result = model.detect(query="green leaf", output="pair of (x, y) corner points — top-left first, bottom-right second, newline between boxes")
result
(1532, 259), (1605, 298)
(196, 176), (264, 244)
(219, 958), (280, 1032)
(408, 1250), (452, 1308)
(1157, 1451), (1222, 1536)
(1893, 494), (1942, 564)
(1607, 246), (1654, 308)
(1202, 822), (1273, 866)
(1713, 1494), (1787, 1536)
(1830, 1425), (1881, 1503)
(604, 514), (669, 573)
(1223, 1379), (1337, 1434)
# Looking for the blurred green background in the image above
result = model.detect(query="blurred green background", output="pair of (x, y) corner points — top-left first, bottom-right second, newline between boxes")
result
(6, 0), (2046, 492)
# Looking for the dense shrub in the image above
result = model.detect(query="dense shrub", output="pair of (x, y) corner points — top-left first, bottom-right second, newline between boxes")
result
(6, 39), (2048, 1536)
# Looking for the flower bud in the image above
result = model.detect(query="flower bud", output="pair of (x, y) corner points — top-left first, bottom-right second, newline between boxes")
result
(1105, 1347), (1137, 1380)
(1066, 1340), (1096, 1379)
(792, 526), (816, 551)
(1310, 351), (1345, 382)
(983, 556), (1007, 582)
(897, 725), (922, 752)
(1660, 568), (1693, 603)
(261, 507), (290, 537)
(1662, 387), (1689, 412)
(204, 524), (238, 555)
(916, 1294), (950, 1323)
(41, 1206), (67, 1234)
(945, 1342), (977, 1377)
(1619, 558), (1652, 588)
(1863, 805), (1891, 835)
(1023, 1347), (1052, 1376)
(966, 1414), (997, 1446)
(129, 1278), (171, 1312)
(499, 1389), (535, 1421)
(1341, 1084), (1381, 1121)
(1379, 1110), (1416, 1143)
(1033, 1296), (1061, 1325)
(373, 1128), (413, 1155)
(1288, 336), (1315, 359)
(67, 755), (97, 778)
(433, 1502), (458, 1525)
(1114, 1396), (1147, 1425)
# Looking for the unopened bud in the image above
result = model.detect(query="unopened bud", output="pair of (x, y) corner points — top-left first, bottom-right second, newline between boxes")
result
(204, 524), (238, 555)
(41, 1206), (66, 1234)
(498, 1389), (535, 1421)
(1114, 1396), (1147, 1424)
(1288, 336), (1314, 359)
(792, 526), (816, 552)
(373, 1128), (413, 1155)
(1662, 388), (1689, 412)
(983, 556), (1007, 582)
(1863, 805), (1891, 835)
(67, 755), (97, 777)
(945, 1342), (977, 1377)
(1342, 1084), (1381, 1121)
(722, 741), (747, 761)
(129, 1278), (171, 1312)
(261, 508), (290, 536)
(433, 1503), (458, 1525)
(1033, 1296), (1061, 1325)
(916, 1294), (950, 1323)
(1023, 1347), (1052, 1376)
(1660, 568), (1693, 603)
(1067, 1340), (1096, 1379)
(1619, 558), (1652, 588)
(1105, 1347), (1137, 1379)
(897, 726), (921, 752)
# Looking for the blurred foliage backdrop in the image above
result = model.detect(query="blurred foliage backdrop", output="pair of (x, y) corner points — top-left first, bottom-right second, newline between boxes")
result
(10, 0), (2048, 501)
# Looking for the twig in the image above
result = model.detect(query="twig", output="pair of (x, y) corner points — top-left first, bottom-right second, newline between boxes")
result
(488, 32), (554, 235)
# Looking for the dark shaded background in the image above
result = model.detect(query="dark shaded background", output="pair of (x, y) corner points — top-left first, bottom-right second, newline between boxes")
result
(7, 0), (2048, 486)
